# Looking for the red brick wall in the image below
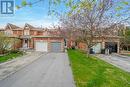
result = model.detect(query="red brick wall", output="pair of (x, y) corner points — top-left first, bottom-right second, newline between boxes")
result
(29, 39), (34, 49)
(13, 30), (23, 36)
(31, 37), (64, 52)
(30, 30), (44, 36)
(4, 28), (64, 50)
(78, 42), (87, 50)
(30, 30), (38, 35)
(12, 39), (22, 50)
(67, 39), (75, 48)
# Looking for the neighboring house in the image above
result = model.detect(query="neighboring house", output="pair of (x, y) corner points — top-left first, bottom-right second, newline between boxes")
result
(0, 28), (5, 33)
(73, 36), (120, 53)
(1, 23), (64, 52)
(67, 24), (126, 54)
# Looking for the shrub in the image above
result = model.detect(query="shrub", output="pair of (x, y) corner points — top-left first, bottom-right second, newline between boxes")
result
(71, 46), (75, 50)
(10, 50), (23, 55)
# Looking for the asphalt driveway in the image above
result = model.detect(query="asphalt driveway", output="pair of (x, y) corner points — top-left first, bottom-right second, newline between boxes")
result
(96, 54), (130, 72)
(0, 53), (75, 87)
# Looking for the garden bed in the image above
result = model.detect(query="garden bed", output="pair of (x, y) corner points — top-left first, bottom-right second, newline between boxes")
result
(0, 51), (23, 63)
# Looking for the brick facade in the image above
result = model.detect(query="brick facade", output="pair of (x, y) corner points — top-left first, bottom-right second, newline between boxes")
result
(0, 23), (64, 52)
(69, 36), (120, 53)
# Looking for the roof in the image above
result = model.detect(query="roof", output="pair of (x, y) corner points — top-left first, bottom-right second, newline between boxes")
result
(0, 28), (5, 31)
(24, 23), (35, 29)
(24, 23), (46, 30)
(5, 23), (23, 30)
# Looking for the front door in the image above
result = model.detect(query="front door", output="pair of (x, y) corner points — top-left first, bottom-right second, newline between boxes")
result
(23, 39), (28, 48)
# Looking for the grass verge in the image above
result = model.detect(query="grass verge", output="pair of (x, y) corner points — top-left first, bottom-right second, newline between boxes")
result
(0, 51), (23, 63)
(68, 49), (130, 87)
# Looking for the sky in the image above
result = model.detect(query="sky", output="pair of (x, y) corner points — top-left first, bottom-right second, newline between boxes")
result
(0, 0), (59, 28)
(0, 0), (129, 28)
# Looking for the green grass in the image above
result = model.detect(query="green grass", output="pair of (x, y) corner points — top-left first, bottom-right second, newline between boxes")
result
(0, 52), (23, 63)
(68, 49), (130, 87)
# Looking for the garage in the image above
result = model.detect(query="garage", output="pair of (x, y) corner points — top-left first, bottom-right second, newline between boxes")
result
(92, 43), (101, 53)
(51, 42), (62, 52)
(105, 42), (117, 53)
(35, 41), (48, 52)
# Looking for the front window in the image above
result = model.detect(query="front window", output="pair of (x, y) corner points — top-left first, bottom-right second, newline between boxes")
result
(37, 31), (43, 35)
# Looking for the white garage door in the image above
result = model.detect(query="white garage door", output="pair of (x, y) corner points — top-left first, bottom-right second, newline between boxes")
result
(92, 43), (101, 53)
(35, 41), (48, 52)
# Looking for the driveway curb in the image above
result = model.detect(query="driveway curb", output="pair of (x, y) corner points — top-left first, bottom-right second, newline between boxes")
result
(113, 53), (130, 58)
(0, 53), (30, 66)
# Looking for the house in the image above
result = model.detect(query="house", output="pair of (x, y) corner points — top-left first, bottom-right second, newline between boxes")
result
(71, 36), (121, 53)
(67, 24), (125, 54)
(1, 23), (65, 52)
(0, 28), (5, 33)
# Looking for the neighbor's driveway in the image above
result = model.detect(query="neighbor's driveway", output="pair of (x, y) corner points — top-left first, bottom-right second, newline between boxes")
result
(0, 53), (75, 87)
(96, 54), (130, 72)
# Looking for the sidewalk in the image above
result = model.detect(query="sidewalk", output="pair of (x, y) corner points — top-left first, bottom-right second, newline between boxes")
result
(0, 52), (44, 80)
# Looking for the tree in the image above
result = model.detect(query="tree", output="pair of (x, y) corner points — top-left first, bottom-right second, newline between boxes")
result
(17, 0), (130, 54)
(16, 0), (130, 16)
(0, 32), (13, 54)
(60, 0), (129, 54)
(120, 26), (130, 51)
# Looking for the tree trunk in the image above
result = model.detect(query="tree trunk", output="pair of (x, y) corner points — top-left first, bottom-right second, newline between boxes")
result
(127, 46), (129, 51)
(86, 47), (90, 58)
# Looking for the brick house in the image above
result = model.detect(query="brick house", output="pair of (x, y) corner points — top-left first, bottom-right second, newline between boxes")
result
(1, 23), (64, 52)
(67, 25), (125, 53)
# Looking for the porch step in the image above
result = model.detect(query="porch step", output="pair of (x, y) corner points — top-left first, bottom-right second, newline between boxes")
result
(19, 48), (35, 53)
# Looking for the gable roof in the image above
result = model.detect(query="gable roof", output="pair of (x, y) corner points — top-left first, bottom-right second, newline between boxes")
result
(5, 23), (19, 29)
(5, 23), (22, 30)
(0, 28), (5, 31)
(24, 23), (35, 29)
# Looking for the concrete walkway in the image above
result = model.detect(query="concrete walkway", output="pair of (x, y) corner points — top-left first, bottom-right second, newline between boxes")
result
(0, 53), (75, 87)
(96, 54), (130, 72)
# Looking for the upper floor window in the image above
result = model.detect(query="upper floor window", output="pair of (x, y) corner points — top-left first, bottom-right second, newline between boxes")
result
(37, 31), (43, 35)
(13, 31), (17, 35)
(13, 31), (22, 35)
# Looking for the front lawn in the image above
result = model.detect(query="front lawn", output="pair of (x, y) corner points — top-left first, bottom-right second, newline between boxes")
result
(0, 51), (23, 63)
(68, 49), (130, 87)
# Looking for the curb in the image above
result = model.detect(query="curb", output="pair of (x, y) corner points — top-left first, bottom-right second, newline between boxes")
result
(113, 53), (130, 58)
(0, 53), (32, 66)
